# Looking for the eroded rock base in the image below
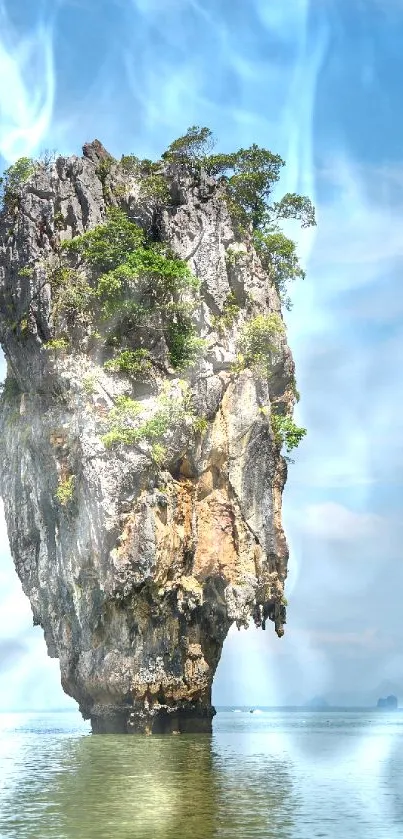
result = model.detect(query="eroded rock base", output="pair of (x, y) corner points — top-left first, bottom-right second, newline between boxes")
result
(90, 704), (215, 735)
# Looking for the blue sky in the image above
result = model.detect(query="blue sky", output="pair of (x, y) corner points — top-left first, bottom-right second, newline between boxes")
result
(1, 0), (403, 710)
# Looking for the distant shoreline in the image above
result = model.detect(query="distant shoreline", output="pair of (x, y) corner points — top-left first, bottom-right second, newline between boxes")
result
(216, 705), (402, 712)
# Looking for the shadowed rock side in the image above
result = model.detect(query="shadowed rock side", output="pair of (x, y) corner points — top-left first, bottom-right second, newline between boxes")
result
(0, 141), (295, 733)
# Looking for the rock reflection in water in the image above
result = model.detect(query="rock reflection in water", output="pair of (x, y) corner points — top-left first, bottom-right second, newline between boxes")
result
(3, 734), (216, 839)
(0, 724), (297, 839)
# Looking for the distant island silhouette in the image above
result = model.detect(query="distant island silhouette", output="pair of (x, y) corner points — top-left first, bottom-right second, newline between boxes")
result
(377, 694), (398, 710)
(304, 697), (329, 709)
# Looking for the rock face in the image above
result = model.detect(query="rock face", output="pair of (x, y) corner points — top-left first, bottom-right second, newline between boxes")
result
(0, 142), (296, 733)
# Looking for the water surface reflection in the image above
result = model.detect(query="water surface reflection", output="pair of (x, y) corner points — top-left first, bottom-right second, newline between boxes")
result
(0, 713), (297, 839)
(2, 710), (402, 838)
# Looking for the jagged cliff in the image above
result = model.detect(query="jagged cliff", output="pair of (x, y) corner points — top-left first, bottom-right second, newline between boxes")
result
(0, 141), (296, 733)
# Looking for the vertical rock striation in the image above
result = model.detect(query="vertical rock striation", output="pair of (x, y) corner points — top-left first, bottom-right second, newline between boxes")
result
(0, 142), (296, 733)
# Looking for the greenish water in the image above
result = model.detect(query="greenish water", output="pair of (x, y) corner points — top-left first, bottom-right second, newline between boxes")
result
(0, 709), (403, 838)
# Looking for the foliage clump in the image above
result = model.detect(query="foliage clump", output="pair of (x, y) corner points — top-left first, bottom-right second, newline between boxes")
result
(270, 412), (306, 452)
(161, 126), (315, 308)
(289, 374), (300, 403)
(82, 374), (97, 394)
(252, 229), (305, 310)
(225, 247), (246, 266)
(166, 323), (205, 369)
(104, 349), (153, 378)
(101, 396), (142, 448)
(62, 208), (144, 271)
(212, 292), (240, 335)
(55, 474), (75, 505)
(100, 385), (205, 464)
(236, 313), (285, 375)
(45, 338), (69, 352)
(150, 442), (166, 466)
(162, 126), (215, 166)
(0, 157), (36, 210)
(18, 266), (34, 278)
(49, 266), (94, 325)
(60, 208), (201, 369)
(119, 155), (169, 203)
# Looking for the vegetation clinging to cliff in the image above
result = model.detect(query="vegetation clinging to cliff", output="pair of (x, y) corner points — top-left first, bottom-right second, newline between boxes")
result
(56, 207), (202, 369)
(0, 157), (36, 210)
(161, 125), (310, 449)
(100, 385), (204, 464)
(162, 125), (315, 309)
(0, 151), (57, 212)
(270, 413), (307, 453)
(2, 131), (310, 456)
(103, 349), (153, 378)
(236, 313), (285, 375)
(55, 474), (75, 506)
(3, 127), (315, 315)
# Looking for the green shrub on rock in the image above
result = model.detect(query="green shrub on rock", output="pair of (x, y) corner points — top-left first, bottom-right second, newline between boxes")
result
(55, 474), (75, 505)
(236, 313), (285, 375)
(211, 292), (240, 334)
(270, 413), (306, 452)
(252, 229), (305, 311)
(49, 265), (94, 323)
(166, 321), (205, 369)
(119, 156), (170, 203)
(45, 338), (69, 352)
(101, 396), (142, 448)
(0, 157), (36, 210)
(100, 386), (204, 455)
(62, 208), (144, 272)
(61, 208), (201, 369)
(104, 349), (153, 378)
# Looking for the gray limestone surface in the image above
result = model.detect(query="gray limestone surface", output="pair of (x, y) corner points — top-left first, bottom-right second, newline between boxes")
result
(0, 142), (295, 733)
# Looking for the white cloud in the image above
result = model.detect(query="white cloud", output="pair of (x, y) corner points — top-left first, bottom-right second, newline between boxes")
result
(298, 502), (384, 541)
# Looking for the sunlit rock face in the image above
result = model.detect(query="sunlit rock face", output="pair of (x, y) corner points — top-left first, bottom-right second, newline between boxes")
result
(0, 142), (295, 733)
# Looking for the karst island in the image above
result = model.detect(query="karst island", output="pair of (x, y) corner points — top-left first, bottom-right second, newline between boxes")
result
(0, 127), (313, 733)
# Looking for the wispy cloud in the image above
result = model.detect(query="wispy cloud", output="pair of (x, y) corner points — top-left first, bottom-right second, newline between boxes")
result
(304, 627), (395, 652)
(0, 1), (56, 162)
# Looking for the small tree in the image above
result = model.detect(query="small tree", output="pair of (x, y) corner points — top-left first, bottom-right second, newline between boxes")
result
(0, 157), (36, 209)
(161, 128), (316, 308)
(161, 125), (215, 165)
(226, 144), (285, 231)
(271, 192), (316, 228)
(270, 413), (306, 452)
(252, 229), (305, 310)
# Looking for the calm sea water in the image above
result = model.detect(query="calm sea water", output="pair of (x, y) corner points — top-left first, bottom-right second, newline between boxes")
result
(0, 708), (402, 838)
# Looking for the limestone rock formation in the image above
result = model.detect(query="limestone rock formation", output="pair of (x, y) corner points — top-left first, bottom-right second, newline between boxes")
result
(0, 141), (296, 733)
